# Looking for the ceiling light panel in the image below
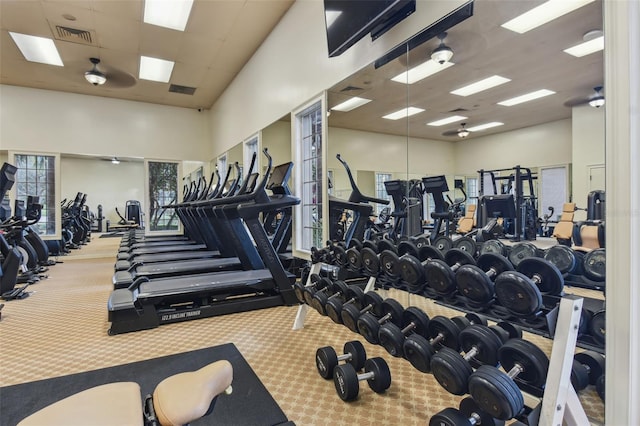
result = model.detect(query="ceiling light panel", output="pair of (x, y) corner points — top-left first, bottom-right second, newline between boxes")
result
(9, 32), (63, 66)
(498, 89), (556, 106)
(391, 60), (454, 84)
(563, 35), (604, 57)
(332, 97), (372, 112)
(501, 0), (595, 34)
(427, 115), (468, 126)
(382, 107), (425, 120)
(450, 75), (511, 96)
(139, 56), (175, 83)
(144, 0), (194, 31)
(466, 122), (504, 132)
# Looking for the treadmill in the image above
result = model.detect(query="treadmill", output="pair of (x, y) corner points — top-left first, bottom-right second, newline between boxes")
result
(107, 149), (300, 335)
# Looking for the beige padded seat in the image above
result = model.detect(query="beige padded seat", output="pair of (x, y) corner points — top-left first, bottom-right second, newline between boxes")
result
(573, 223), (602, 252)
(153, 360), (233, 426)
(552, 202), (576, 241)
(18, 382), (143, 426)
(457, 204), (476, 234)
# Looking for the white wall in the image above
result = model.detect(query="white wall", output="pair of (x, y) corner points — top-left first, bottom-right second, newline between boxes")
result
(0, 85), (210, 161)
(261, 120), (292, 166)
(209, 0), (468, 154)
(571, 104), (605, 207)
(60, 156), (144, 226)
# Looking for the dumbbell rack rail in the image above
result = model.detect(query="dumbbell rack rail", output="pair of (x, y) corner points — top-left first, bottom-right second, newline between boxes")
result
(294, 261), (591, 425)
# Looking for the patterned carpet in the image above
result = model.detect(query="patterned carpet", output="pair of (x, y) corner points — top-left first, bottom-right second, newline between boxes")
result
(0, 236), (605, 425)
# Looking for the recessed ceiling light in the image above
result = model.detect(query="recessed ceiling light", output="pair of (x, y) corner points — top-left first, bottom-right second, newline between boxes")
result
(391, 60), (454, 84)
(332, 97), (372, 112)
(139, 56), (175, 83)
(450, 75), (511, 96)
(144, 0), (194, 31)
(427, 115), (468, 126)
(466, 122), (504, 132)
(9, 32), (63, 66)
(564, 35), (604, 57)
(382, 107), (425, 120)
(501, 0), (595, 34)
(498, 89), (556, 106)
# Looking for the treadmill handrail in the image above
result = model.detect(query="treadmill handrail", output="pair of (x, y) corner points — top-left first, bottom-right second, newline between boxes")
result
(336, 154), (390, 205)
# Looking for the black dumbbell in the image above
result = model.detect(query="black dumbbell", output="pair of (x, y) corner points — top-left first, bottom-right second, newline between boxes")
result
(302, 277), (336, 306)
(544, 245), (581, 275)
(488, 321), (522, 343)
(429, 397), (505, 426)
(431, 325), (503, 395)
(309, 279), (350, 316)
(571, 351), (605, 391)
(315, 341), (367, 379)
(453, 236), (478, 256)
(402, 316), (461, 373)
(480, 239), (508, 257)
(357, 298), (405, 344)
(468, 339), (549, 420)
(292, 273), (321, 303)
(341, 291), (384, 333)
(450, 312), (488, 331)
(596, 374), (605, 401)
(424, 248), (477, 296)
(360, 239), (393, 276)
(333, 357), (391, 401)
(455, 253), (514, 305)
(508, 242), (539, 268)
(325, 285), (365, 325)
(397, 246), (445, 293)
(378, 306), (430, 357)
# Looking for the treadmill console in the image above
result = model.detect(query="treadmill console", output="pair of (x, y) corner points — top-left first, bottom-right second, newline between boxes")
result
(266, 162), (293, 195)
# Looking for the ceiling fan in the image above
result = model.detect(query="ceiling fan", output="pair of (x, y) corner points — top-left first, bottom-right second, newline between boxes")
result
(82, 57), (137, 89)
(564, 86), (605, 108)
(442, 122), (470, 138)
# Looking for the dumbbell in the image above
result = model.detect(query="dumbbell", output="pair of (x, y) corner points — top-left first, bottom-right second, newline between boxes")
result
(596, 375), (605, 401)
(429, 397), (505, 426)
(488, 321), (522, 343)
(508, 242), (539, 268)
(333, 357), (391, 401)
(494, 258), (564, 317)
(431, 325), (504, 395)
(344, 239), (364, 270)
(397, 246), (444, 293)
(325, 285), (365, 325)
(424, 248), (476, 296)
(402, 316), (462, 373)
(315, 341), (367, 379)
(450, 312), (488, 331)
(302, 277), (335, 306)
(570, 351), (605, 392)
(455, 253), (514, 306)
(360, 239), (394, 276)
(357, 298), (405, 344)
(292, 273), (321, 303)
(340, 291), (385, 333)
(378, 306), (430, 357)
(480, 239), (508, 257)
(468, 339), (549, 420)
(309, 279), (350, 316)
(544, 245), (583, 275)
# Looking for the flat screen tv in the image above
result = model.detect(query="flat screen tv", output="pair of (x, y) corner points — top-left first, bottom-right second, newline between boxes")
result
(324, 0), (416, 57)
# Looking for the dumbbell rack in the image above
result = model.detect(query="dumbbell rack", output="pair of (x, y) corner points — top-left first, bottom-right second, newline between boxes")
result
(294, 262), (591, 425)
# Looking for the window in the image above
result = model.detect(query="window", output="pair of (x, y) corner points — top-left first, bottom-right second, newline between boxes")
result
(375, 172), (392, 214)
(466, 177), (478, 210)
(147, 161), (179, 232)
(244, 135), (260, 173)
(294, 99), (324, 253)
(217, 154), (227, 178)
(14, 154), (56, 235)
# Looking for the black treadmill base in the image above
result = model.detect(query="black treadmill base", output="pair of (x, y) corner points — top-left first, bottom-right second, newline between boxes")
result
(108, 294), (295, 335)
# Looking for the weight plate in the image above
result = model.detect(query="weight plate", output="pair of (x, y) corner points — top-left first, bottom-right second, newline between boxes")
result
(496, 321), (522, 340)
(378, 323), (406, 357)
(544, 245), (576, 275)
(316, 346), (339, 379)
(361, 247), (380, 276)
(589, 310), (606, 346)
(364, 357), (392, 393)
(333, 245), (347, 266)
(498, 338), (549, 388)
(477, 253), (514, 278)
(345, 286), (366, 308)
(377, 239), (397, 254)
(402, 306), (430, 337)
(455, 264), (495, 305)
(517, 257), (564, 295)
(398, 240), (419, 258)
(348, 238), (362, 251)
(573, 251), (585, 275)
(326, 298), (345, 324)
(459, 324), (502, 367)
(403, 334), (436, 373)
(364, 292), (385, 317)
(357, 312), (382, 344)
(424, 259), (457, 295)
(345, 247), (362, 270)
(480, 239), (507, 256)
(398, 255), (426, 291)
(413, 235), (430, 249)
(427, 316), (461, 350)
(343, 340), (367, 372)
(453, 236), (477, 256)
(570, 359), (590, 391)
(489, 325), (510, 344)
(379, 250), (400, 279)
(445, 248), (476, 269)
(363, 240), (379, 252)
(333, 363), (359, 401)
(583, 248), (606, 282)
(574, 351), (605, 385)
(419, 245), (444, 262)
(433, 235), (453, 253)
(429, 408), (472, 426)
(381, 298), (405, 327)
(578, 308), (592, 335)
(430, 347), (474, 395)
(466, 312), (489, 326)
(596, 375), (605, 401)
(459, 397), (505, 426)
(468, 365), (525, 420)
(508, 242), (538, 268)
(494, 271), (543, 317)
(451, 316), (471, 331)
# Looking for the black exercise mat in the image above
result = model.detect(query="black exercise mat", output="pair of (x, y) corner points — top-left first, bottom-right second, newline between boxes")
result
(99, 231), (125, 238)
(0, 343), (290, 426)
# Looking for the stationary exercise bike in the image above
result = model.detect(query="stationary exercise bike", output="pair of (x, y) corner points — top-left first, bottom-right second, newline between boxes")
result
(18, 360), (233, 426)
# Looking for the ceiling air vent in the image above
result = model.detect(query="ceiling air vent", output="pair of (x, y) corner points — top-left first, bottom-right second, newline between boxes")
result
(54, 25), (95, 45)
(169, 84), (197, 95)
(340, 85), (364, 92)
(448, 107), (469, 113)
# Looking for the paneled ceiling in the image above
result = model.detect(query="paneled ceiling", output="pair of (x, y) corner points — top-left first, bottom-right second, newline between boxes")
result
(0, 0), (294, 110)
(327, 0), (604, 141)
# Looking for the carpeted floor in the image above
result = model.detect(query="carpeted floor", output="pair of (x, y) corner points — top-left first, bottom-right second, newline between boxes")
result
(0, 235), (605, 425)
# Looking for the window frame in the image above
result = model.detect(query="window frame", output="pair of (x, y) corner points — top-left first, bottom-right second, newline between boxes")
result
(144, 159), (182, 236)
